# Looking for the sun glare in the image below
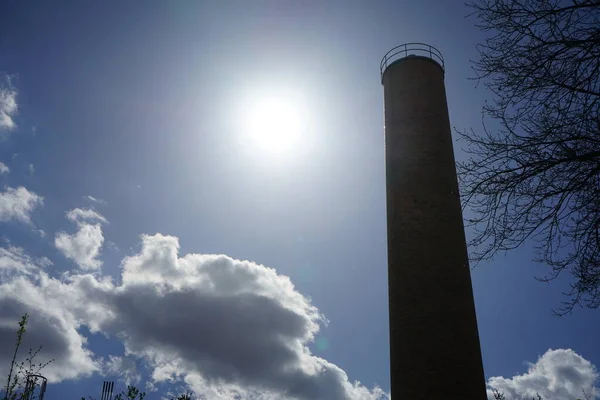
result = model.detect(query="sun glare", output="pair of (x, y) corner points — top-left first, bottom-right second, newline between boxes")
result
(244, 96), (304, 154)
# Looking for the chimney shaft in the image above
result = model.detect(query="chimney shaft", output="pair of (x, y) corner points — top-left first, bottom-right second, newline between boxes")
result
(381, 44), (487, 399)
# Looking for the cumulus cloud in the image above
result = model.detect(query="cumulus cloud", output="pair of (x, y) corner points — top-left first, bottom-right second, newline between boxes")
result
(55, 208), (106, 270)
(0, 275), (103, 383)
(55, 225), (104, 270)
(0, 162), (9, 174)
(0, 80), (17, 131)
(107, 234), (387, 400)
(487, 349), (599, 400)
(1, 233), (388, 400)
(0, 186), (43, 224)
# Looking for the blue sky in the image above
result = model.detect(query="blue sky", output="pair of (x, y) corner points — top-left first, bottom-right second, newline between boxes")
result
(0, 1), (598, 399)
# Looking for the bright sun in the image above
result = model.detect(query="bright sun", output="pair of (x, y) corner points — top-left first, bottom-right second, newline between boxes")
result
(245, 97), (304, 154)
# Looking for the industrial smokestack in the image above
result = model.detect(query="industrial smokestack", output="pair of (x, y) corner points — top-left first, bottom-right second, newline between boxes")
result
(380, 43), (487, 399)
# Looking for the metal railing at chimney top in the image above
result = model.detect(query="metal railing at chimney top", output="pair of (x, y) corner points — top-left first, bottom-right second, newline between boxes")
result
(380, 43), (445, 82)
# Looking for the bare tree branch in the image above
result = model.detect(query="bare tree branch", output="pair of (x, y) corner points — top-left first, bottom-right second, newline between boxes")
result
(460, 0), (600, 315)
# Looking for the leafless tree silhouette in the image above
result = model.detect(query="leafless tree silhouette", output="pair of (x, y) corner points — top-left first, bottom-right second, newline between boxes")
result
(459, 0), (600, 314)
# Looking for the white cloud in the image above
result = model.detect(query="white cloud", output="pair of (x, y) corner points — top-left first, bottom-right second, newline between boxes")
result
(487, 349), (599, 400)
(66, 208), (108, 224)
(55, 208), (107, 270)
(0, 275), (103, 383)
(55, 224), (104, 271)
(1, 234), (389, 400)
(106, 241), (120, 252)
(108, 234), (389, 400)
(0, 186), (43, 224)
(85, 195), (106, 205)
(104, 355), (141, 386)
(0, 81), (17, 131)
(28, 163), (35, 175)
(0, 162), (9, 174)
(0, 245), (51, 278)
